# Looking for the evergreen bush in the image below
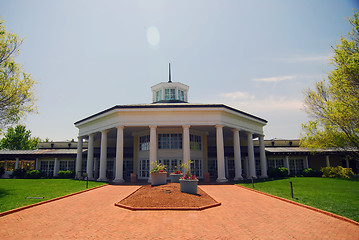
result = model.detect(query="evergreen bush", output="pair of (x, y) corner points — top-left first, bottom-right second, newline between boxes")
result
(267, 167), (288, 178)
(0, 167), (5, 177)
(11, 168), (27, 178)
(25, 170), (42, 179)
(57, 170), (74, 179)
(302, 168), (321, 177)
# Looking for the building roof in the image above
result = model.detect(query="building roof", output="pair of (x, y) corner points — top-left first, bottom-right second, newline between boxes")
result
(74, 103), (268, 126)
(0, 149), (78, 156)
(265, 147), (358, 155)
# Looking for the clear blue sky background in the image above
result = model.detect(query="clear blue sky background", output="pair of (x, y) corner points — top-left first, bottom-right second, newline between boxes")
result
(1, 0), (358, 141)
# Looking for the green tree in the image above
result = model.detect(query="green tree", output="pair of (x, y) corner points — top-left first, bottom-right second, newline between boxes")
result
(301, 11), (359, 159)
(0, 125), (39, 150)
(0, 18), (37, 132)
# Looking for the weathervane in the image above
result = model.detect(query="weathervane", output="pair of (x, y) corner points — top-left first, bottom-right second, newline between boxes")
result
(168, 63), (172, 83)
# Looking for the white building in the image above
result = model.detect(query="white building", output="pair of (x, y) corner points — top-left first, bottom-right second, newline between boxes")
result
(74, 78), (268, 183)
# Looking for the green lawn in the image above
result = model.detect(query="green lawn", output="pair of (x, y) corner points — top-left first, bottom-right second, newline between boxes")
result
(238, 177), (359, 222)
(0, 179), (107, 213)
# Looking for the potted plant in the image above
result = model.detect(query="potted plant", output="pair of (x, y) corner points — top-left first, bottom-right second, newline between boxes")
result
(150, 161), (167, 186)
(179, 160), (198, 194)
(170, 165), (183, 183)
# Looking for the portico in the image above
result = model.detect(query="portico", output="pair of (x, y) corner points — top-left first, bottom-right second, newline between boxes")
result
(74, 80), (268, 182)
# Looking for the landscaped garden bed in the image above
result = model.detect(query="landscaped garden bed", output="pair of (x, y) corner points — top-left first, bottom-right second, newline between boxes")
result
(115, 183), (221, 210)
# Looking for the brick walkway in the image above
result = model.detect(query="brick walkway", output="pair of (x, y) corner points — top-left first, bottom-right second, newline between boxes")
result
(1, 185), (358, 239)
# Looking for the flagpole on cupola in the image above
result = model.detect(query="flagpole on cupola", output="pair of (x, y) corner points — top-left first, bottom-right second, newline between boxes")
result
(168, 63), (172, 83)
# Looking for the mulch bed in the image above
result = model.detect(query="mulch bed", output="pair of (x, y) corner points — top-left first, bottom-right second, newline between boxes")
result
(115, 183), (221, 211)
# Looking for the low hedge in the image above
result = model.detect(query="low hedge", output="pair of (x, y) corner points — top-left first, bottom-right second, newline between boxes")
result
(11, 169), (27, 179)
(267, 167), (288, 178)
(57, 170), (74, 179)
(25, 170), (42, 179)
(302, 168), (321, 177)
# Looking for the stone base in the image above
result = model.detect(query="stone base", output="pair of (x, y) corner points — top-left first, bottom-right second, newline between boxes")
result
(234, 177), (243, 181)
(97, 177), (107, 182)
(113, 178), (125, 184)
(216, 178), (228, 183)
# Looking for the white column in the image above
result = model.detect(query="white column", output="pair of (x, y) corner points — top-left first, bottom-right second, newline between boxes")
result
(259, 135), (268, 178)
(247, 132), (256, 179)
(233, 129), (243, 180)
(94, 157), (99, 179)
(326, 155), (330, 167)
(75, 137), (83, 179)
(244, 156), (249, 178)
(346, 156), (350, 168)
(216, 125), (228, 182)
(182, 125), (191, 167)
(284, 155), (290, 175)
(114, 126), (125, 183)
(149, 125), (157, 182)
(35, 158), (39, 170)
(304, 156), (309, 169)
(86, 134), (95, 180)
(15, 158), (19, 170)
(97, 130), (109, 181)
(53, 158), (59, 177)
(175, 87), (178, 100)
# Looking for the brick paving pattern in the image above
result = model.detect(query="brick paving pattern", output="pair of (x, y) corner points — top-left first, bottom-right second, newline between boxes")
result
(1, 185), (358, 239)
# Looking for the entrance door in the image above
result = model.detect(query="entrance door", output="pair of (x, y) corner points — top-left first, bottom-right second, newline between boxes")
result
(138, 159), (149, 179)
(158, 159), (183, 177)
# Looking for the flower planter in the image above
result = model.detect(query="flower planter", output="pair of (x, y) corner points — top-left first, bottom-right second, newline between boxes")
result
(170, 173), (183, 183)
(179, 179), (199, 194)
(150, 172), (167, 186)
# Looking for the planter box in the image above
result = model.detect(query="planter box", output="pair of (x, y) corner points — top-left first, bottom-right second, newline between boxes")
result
(179, 179), (199, 194)
(170, 173), (183, 183)
(150, 172), (167, 186)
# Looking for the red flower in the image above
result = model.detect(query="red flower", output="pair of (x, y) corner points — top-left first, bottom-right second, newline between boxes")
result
(191, 175), (197, 180)
(159, 169), (164, 172)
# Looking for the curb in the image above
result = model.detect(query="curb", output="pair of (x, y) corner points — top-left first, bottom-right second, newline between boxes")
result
(114, 185), (221, 211)
(235, 184), (359, 227)
(0, 184), (108, 217)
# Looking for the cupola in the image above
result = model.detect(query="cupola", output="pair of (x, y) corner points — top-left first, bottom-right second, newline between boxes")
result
(151, 64), (189, 103)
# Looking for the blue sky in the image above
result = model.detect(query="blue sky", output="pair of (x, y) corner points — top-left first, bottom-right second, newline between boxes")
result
(1, 0), (358, 141)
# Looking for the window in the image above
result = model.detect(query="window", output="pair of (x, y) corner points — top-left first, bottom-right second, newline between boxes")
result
(289, 159), (304, 175)
(165, 89), (175, 100)
(40, 160), (54, 177)
(268, 159), (284, 169)
(158, 134), (182, 149)
(139, 135), (150, 151)
(171, 134), (182, 149)
(60, 160), (74, 171)
(156, 90), (162, 102)
(22, 160), (35, 170)
(158, 134), (170, 149)
(6, 161), (15, 171)
(178, 90), (184, 101)
(190, 159), (203, 178)
(190, 134), (201, 150)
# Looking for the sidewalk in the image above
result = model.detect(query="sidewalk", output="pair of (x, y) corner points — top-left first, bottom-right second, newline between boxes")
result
(0, 185), (358, 239)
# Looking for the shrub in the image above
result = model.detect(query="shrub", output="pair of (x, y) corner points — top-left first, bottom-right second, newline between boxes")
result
(0, 167), (5, 177)
(267, 167), (288, 178)
(25, 170), (42, 179)
(321, 166), (354, 179)
(302, 168), (321, 177)
(11, 168), (27, 179)
(57, 170), (74, 179)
